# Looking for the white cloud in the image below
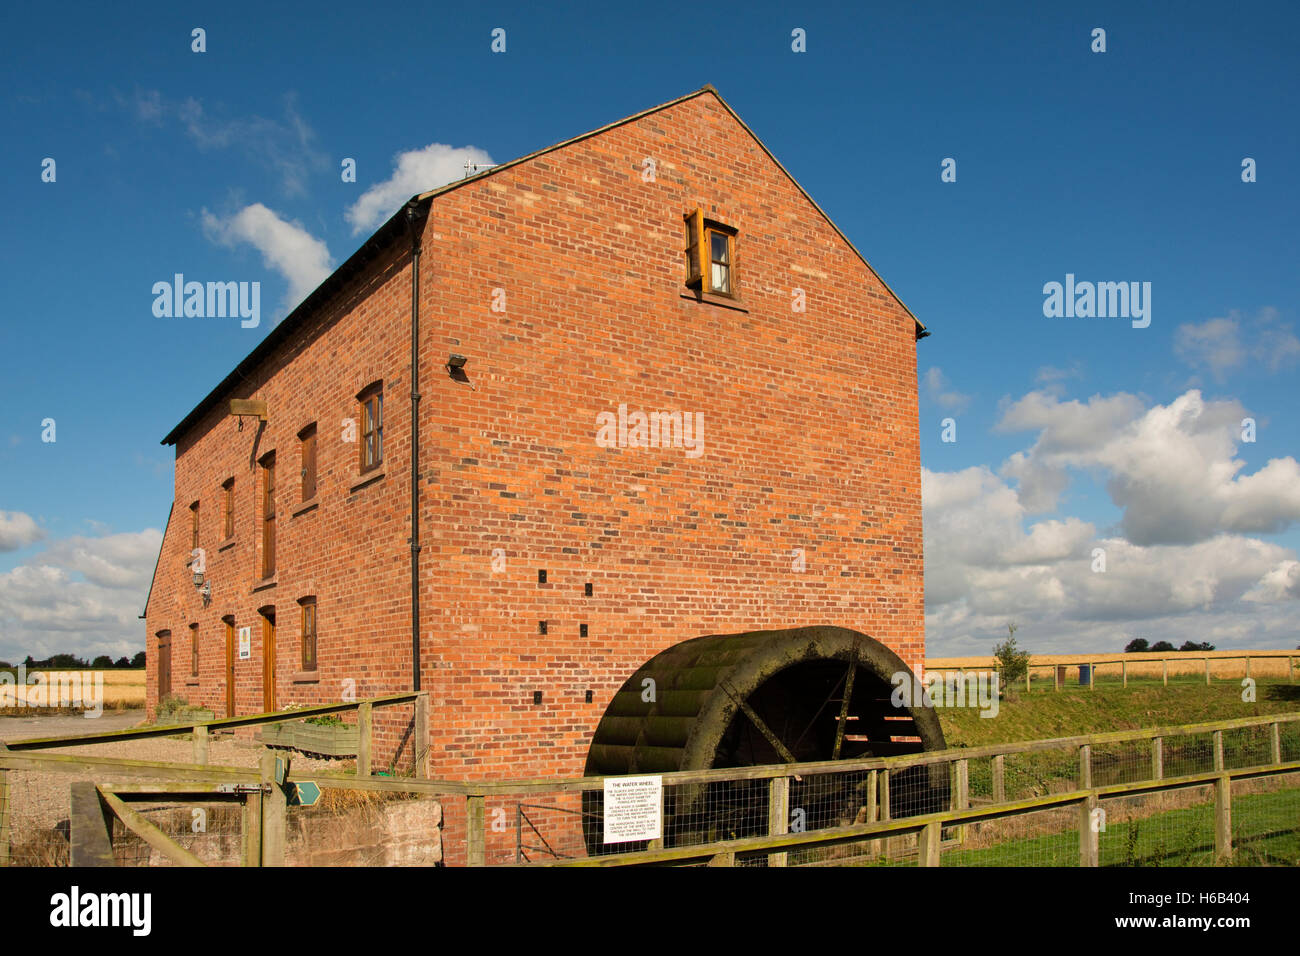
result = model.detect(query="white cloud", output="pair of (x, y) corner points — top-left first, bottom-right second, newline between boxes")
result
(995, 389), (1300, 545)
(1174, 308), (1300, 381)
(922, 366), (971, 412)
(922, 463), (1300, 655)
(202, 203), (333, 313)
(0, 511), (44, 552)
(346, 143), (494, 235)
(0, 528), (162, 662)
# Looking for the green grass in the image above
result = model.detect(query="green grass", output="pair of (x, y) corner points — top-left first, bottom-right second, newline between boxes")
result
(938, 788), (1300, 867)
(938, 680), (1300, 749)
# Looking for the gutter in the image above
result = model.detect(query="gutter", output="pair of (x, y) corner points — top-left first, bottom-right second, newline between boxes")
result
(405, 198), (427, 693)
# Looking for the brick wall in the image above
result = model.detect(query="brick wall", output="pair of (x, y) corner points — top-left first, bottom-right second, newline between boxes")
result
(147, 89), (924, 787)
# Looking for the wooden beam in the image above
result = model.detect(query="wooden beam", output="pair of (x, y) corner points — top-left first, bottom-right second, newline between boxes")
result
(767, 776), (790, 868)
(259, 749), (286, 866)
(466, 795), (486, 866)
(357, 701), (372, 777)
(721, 681), (797, 764)
(1214, 775), (1232, 862)
(831, 659), (857, 761)
(0, 770), (8, 867)
(70, 782), (116, 867)
(99, 788), (206, 867)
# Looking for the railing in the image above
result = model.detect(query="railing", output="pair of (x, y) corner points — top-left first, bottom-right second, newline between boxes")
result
(953, 651), (1299, 692)
(3, 705), (1297, 867)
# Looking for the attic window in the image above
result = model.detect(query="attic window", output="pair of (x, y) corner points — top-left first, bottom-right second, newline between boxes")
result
(684, 209), (737, 297)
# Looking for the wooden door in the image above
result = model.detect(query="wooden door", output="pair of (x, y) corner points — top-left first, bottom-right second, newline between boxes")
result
(225, 618), (236, 717)
(157, 632), (172, 700)
(261, 610), (276, 712)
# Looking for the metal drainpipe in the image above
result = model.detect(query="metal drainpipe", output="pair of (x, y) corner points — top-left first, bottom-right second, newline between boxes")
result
(406, 199), (424, 692)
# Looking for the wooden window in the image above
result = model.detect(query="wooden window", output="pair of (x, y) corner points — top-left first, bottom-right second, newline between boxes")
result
(299, 424), (317, 501)
(221, 478), (234, 539)
(300, 597), (317, 671)
(190, 501), (200, 551)
(683, 209), (738, 297)
(156, 630), (171, 699)
(190, 623), (199, 677)
(359, 384), (383, 473)
(260, 453), (276, 578)
(223, 616), (236, 718)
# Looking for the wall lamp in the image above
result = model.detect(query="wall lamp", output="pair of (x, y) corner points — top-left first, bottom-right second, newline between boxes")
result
(447, 353), (476, 390)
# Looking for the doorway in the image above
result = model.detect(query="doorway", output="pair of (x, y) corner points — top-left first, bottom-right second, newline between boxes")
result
(224, 616), (236, 717)
(260, 607), (276, 712)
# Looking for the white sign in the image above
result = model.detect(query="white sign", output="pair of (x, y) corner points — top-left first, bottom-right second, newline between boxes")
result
(602, 774), (663, 844)
(238, 626), (252, 661)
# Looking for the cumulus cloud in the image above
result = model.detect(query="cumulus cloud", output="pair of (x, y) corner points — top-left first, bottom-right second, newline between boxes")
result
(0, 528), (162, 662)
(1174, 308), (1300, 381)
(346, 142), (494, 235)
(922, 367), (971, 412)
(202, 203), (333, 313)
(0, 511), (44, 551)
(922, 464), (1300, 655)
(995, 390), (1300, 544)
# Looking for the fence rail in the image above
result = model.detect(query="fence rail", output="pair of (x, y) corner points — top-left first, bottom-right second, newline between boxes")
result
(2, 705), (1298, 867)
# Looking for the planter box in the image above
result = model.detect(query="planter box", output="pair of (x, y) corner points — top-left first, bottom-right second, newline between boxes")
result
(260, 720), (359, 757)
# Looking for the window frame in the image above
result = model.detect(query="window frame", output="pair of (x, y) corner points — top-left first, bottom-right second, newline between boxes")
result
(260, 452), (276, 578)
(683, 208), (738, 299)
(358, 383), (384, 474)
(299, 596), (318, 672)
(190, 622), (199, 677)
(221, 478), (234, 540)
(299, 423), (318, 501)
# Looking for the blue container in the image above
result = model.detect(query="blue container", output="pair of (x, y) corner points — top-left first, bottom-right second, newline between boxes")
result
(1079, 665), (1092, 686)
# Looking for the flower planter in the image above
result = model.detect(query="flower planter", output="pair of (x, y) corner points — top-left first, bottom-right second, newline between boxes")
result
(260, 720), (359, 758)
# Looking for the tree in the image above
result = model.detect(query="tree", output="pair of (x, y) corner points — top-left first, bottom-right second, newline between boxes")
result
(91, 655), (114, 668)
(1124, 638), (1150, 653)
(994, 623), (1031, 694)
(130, 651), (146, 668)
(114, 657), (130, 668)
(1150, 641), (1176, 653)
(1179, 641), (1215, 652)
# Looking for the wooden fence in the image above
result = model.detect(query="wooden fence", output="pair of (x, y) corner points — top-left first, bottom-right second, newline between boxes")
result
(1, 703), (1297, 867)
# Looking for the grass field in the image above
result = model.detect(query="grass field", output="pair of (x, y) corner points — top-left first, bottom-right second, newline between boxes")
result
(937, 787), (1300, 867)
(0, 668), (145, 712)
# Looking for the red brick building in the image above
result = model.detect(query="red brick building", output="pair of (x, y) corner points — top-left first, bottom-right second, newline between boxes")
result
(145, 86), (940, 799)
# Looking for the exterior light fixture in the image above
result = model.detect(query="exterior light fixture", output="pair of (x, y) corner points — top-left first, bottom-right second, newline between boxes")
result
(447, 354), (467, 371)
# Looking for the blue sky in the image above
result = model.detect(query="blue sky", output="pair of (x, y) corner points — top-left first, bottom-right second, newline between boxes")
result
(1, 0), (1297, 661)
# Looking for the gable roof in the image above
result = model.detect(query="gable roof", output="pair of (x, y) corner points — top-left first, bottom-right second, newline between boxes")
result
(162, 85), (924, 446)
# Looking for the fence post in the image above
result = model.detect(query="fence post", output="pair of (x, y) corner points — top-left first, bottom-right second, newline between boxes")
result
(1026, 665), (1031, 694)
(1205, 657), (1211, 686)
(1079, 744), (1092, 789)
(879, 769), (892, 858)
(1214, 775), (1232, 862)
(1271, 722), (1282, 765)
(0, 769), (8, 868)
(1090, 663), (1097, 691)
(241, 789), (263, 867)
(1079, 795), (1099, 867)
(357, 701), (372, 777)
(865, 769), (880, 858)
(1289, 656), (1294, 683)
(1245, 656), (1251, 680)
(1162, 658), (1168, 687)
(192, 725), (208, 765)
(1152, 737), (1163, 780)
(466, 795), (486, 866)
(992, 754), (1005, 803)
(768, 776), (790, 868)
(1122, 660), (1127, 688)
(259, 748), (286, 866)
(918, 821), (941, 867)
(414, 692), (430, 779)
(1213, 730), (1224, 772)
(953, 757), (970, 843)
